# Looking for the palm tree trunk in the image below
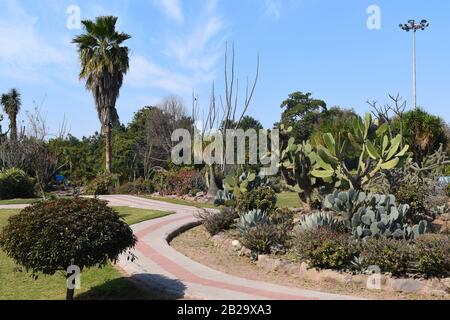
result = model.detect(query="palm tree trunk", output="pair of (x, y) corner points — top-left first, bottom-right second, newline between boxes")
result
(207, 165), (219, 198)
(10, 114), (17, 141)
(105, 124), (112, 174)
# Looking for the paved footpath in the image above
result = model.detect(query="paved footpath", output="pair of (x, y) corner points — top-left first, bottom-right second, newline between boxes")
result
(0, 195), (361, 300)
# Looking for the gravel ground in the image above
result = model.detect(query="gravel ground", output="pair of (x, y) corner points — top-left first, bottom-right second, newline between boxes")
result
(171, 226), (447, 300)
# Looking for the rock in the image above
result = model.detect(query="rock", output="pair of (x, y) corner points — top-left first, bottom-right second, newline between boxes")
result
(231, 240), (242, 250)
(392, 279), (423, 293)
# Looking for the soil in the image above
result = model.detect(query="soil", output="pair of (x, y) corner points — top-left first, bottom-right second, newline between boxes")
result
(171, 225), (448, 300)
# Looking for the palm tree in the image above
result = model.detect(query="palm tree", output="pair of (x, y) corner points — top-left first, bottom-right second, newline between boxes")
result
(72, 16), (130, 173)
(1, 88), (21, 140)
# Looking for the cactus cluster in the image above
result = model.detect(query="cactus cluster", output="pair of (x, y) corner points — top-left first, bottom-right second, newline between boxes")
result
(323, 189), (367, 220)
(312, 113), (409, 190)
(351, 194), (428, 240)
(297, 211), (345, 232)
(224, 171), (270, 195)
(214, 189), (236, 206)
(236, 210), (268, 233)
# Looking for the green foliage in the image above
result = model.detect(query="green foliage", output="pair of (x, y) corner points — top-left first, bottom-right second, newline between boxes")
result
(395, 184), (427, 223)
(116, 178), (154, 195)
(359, 237), (412, 276)
(413, 234), (450, 277)
(294, 228), (358, 270)
(297, 211), (346, 233)
(402, 108), (448, 164)
(236, 210), (268, 233)
(236, 187), (277, 214)
(323, 189), (367, 220)
(0, 198), (136, 276)
(224, 171), (270, 195)
(85, 174), (119, 195)
(156, 169), (206, 196)
(312, 113), (409, 190)
(446, 184), (450, 197)
(214, 189), (236, 207)
(196, 207), (238, 236)
(239, 223), (280, 254)
(0, 168), (35, 200)
(351, 193), (428, 240)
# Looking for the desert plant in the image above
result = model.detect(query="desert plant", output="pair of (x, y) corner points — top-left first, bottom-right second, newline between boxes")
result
(412, 234), (450, 277)
(196, 208), (238, 236)
(0, 168), (35, 200)
(323, 189), (367, 220)
(297, 211), (346, 233)
(214, 189), (236, 207)
(224, 171), (270, 195)
(359, 237), (412, 276)
(236, 209), (268, 233)
(294, 227), (359, 270)
(1, 88), (21, 140)
(312, 113), (409, 190)
(236, 187), (277, 213)
(0, 198), (136, 300)
(239, 223), (279, 254)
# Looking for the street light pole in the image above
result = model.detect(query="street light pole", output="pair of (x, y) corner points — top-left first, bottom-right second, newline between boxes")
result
(399, 19), (429, 109)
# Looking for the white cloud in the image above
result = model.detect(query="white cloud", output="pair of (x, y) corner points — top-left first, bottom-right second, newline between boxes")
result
(155, 0), (184, 24)
(265, 0), (282, 20)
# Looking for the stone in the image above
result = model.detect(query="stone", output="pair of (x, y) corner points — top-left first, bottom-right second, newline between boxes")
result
(392, 279), (423, 293)
(231, 240), (242, 250)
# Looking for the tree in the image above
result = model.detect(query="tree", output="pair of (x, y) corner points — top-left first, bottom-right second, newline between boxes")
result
(278, 92), (327, 143)
(1, 88), (21, 140)
(72, 16), (131, 174)
(0, 198), (136, 300)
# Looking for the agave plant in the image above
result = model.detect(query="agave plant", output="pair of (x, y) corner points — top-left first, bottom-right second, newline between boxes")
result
(236, 210), (268, 233)
(214, 189), (236, 206)
(297, 211), (345, 232)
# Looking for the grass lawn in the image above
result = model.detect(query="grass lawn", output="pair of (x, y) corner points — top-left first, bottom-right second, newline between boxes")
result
(143, 195), (216, 209)
(276, 192), (302, 209)
(0, 207), (172, 300)
(0, 198), (40, 205)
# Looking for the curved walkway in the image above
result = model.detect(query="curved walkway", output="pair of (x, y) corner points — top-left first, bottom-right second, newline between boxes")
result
(98, 195), (361, 300)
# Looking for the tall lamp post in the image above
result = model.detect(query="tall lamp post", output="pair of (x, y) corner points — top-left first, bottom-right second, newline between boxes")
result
(399, 19), (430, 109)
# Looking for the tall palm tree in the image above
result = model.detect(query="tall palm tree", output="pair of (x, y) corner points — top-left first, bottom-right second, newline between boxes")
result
(72, 16), (130, 173)
(1, 88), (21, 140)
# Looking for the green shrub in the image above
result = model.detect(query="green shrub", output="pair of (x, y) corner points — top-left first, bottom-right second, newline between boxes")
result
(196, 207), (238, 236)
(413, 234), (450, 277)
(160, 169), (206, 196)
(294, 228), (358, 270)
(236, 187), (277, 213)
(0, 198), (136, 298)
(0, 168), (35, 200)
(446, 184), (450, 197)
(117, 178), (154, 195)
(360, 237), (412, 276)
(395, 184), (427, 223)
(239, 223), (279, 254)
(85, 174), (119, 195)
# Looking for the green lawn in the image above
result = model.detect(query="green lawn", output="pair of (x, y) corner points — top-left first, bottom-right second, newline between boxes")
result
(0, 198), (40, 205)
(0, 207), (172, 300)
(143, 195), (216, 209)
(276, 192), (302, 209)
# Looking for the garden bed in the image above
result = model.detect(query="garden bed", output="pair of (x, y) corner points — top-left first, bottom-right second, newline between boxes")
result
(171, 225), (450, 300)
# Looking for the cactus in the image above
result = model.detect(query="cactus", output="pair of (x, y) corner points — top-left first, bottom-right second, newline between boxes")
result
(224, 171), (269, 195)
(236, 210), (268, 233)
(312, 113), (409, 190)
(214, 189), (236, 206)
(297, 211), (345, 232)
(323, 189), (367, 220)
(279, 128), (320, 211)
(350, 193), (428, 240)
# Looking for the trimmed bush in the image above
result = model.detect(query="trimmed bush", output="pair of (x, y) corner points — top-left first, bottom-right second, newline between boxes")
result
(413, 234), (450, 277)
(359, 237), (412, 276)
(294, 228), (358, 270)
(236, 187), (277, 213)
(395, 184), (427, 223)
(239, 223), (279, 254)
(0, 168), (35, 200)
(117, 178), (154, 195)
(0, 198), (136, 299)
(196, 207), (238, 236)
(85, 174), (119, 195)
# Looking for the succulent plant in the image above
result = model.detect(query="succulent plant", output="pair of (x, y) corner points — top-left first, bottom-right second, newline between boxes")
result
(351, 193), (428, 240)
(236, 210), (268, 233)
(297, 211), (345, 232)
(224, 171), (270, 194)
(214, 189), (236, 206)
(312, 113), (410, 190)
(323, 189), (367, 220)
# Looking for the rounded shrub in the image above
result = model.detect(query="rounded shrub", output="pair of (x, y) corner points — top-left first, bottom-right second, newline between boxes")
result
(0, 168), (35, 200)
(85, 174), (119, 195)
(413, 234), (450, 277)
(294, 227), (358, 270)
(395, 184), (427, 223)
(236, 187), (277, 214)
(239, 223), (279, 254)
(0, 198), (136, 299)
(196, 207), (238, 236)
(117, 178), (154, 195)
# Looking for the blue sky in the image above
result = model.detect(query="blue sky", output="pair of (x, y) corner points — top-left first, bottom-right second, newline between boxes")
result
(0, 0), (449, 137)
